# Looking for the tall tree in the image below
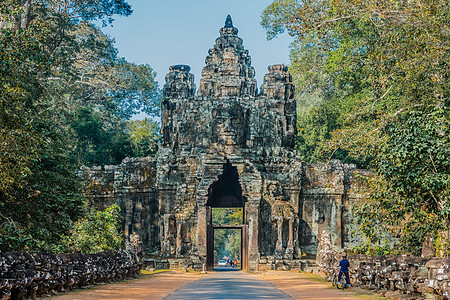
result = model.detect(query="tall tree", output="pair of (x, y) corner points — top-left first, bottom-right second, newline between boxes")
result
(0, 0), (160, 251)
(45, 20), (160, 165)
(127, 118), (161, 158)
(262, 0), (449, 254)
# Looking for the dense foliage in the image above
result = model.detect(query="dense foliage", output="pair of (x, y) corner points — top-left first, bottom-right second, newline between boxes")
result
(128, 118), (161, 157)
(262, 0), (449, 255)
(0, 0), (160, 252)
(58, 204), (124, 254)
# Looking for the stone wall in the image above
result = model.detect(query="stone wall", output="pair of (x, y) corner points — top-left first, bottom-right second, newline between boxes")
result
(78, 157), (159, 254)
(78, 157), (369, 264)
(300, 161), (371, 256)
(316, 232), (450, 300)
(0, 251), (142, 300)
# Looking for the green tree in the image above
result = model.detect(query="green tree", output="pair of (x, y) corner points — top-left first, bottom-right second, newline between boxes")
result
(69, 105), (133, 166)
(214, 229), (241, 262)
(212, 208), (243, 261)
(354, 106), (450, 255)
(128, 118), (161, 157)
(59, 204), (124, 253)
(224, 229), (241, 260)
(262, 0), (449, 253)
(212, 208), (243, 225)
(0, 0), (154, 251)
(47, 21), (160, 166)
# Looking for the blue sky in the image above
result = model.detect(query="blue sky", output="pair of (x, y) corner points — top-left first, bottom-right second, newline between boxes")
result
(102, 0), (293, 90)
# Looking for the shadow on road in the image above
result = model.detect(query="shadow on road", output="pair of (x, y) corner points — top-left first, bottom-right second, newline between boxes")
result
(214, 267), (240, 271)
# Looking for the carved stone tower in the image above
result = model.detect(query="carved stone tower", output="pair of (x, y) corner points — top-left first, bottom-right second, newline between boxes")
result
(159, 16), (302, 270)
(80, 16), (366, 271)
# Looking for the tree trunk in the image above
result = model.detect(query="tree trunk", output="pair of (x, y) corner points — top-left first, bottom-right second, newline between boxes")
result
(14, 14), (21, 31)
(24, 0), (33, 28)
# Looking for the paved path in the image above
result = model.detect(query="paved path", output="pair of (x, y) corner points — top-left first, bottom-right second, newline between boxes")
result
(52, 270), (385, 300)
(165, 270), (292, 299)
(53, 271), (202, 300)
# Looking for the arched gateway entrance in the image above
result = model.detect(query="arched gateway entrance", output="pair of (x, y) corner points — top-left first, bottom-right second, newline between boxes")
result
(153, 15), (324, 272)
(205, 161), (249, 271)
(80, 15), (363, 273)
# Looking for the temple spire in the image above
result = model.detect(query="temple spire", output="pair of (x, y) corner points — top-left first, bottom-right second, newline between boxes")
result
(198, 15), (256, 98)
(224, 15), (233, 28)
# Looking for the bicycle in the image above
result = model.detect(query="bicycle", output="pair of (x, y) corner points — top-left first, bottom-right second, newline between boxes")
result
(331, 268), (348, 289)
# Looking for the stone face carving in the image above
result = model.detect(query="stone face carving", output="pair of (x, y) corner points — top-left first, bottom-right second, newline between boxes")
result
(162, 65), (195, 99)
(260, 64), (295, 100)
(79, 16), (368, 270)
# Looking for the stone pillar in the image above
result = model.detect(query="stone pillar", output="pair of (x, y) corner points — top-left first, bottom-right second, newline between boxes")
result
(176, 218), (182, 257)
(334, 195), (344, 248)
(197, 205), (211, 258)
(161, 214), (172, 257)
(275, 217), (284, 257)
(294, 218), (302, 259)
(247, 203), (260, 270)
(285, 217), (294, 258)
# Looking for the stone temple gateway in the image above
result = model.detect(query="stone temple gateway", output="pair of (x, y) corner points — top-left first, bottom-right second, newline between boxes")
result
(80, 16), (368, 271)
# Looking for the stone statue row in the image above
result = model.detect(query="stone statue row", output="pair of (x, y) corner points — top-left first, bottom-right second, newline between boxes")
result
(0, 250), (142, 300)
(316, 231), (450, 299)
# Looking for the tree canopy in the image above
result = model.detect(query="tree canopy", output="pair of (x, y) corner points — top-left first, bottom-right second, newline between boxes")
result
(0, 0), (161, 252)
(262, 0), (449, 255)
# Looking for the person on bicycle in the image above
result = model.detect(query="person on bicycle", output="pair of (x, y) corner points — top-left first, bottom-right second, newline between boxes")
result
(338, 255), (351, 287)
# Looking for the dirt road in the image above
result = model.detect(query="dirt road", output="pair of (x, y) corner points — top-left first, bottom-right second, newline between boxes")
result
(52, 270), (203, 300)
(253, 270), (386, 300)
(52, 270), (386, 300)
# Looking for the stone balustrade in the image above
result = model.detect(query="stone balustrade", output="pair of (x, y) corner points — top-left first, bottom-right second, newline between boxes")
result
(0, 250), (142, 300)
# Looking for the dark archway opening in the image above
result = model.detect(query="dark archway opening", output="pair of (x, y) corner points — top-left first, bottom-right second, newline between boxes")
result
(206, 160), (249, 271)
(207, 160), (246, 208)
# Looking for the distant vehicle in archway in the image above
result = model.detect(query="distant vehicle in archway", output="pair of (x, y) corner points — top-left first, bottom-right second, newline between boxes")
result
(218, 260), (227, 267)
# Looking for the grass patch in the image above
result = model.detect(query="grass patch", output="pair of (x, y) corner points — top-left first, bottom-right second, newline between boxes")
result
(140, 269), (206, 275)
(342, 288), (386, 300)
(140, 269), (170, 275)
(298, 271), (329, 283)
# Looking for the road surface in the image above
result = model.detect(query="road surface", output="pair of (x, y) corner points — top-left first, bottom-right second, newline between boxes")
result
(53, 270), (385, 300)
(165, 270), (292, 299)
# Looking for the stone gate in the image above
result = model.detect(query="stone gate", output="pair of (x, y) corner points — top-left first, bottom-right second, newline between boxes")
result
(80, 16), (369, 271)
